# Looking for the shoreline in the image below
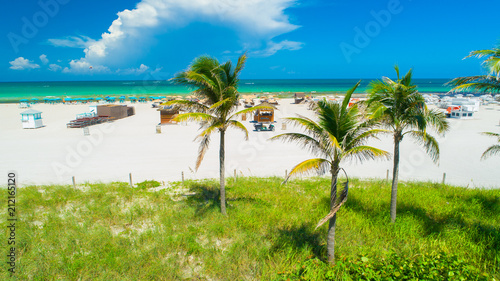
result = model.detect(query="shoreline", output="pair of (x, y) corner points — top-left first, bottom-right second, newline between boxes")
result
(0, 91), (456, 104)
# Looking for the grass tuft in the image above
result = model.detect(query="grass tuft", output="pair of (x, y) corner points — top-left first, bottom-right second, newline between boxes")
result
(1, 177), (498, 280)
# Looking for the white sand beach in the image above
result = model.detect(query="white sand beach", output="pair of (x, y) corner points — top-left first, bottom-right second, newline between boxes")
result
(1, 99), (500, 188)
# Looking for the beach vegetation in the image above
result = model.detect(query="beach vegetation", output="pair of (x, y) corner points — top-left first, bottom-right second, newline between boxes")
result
(367, 66), (449, 223)
(448, 44), (500, 93)
(166, 54), (273, 215)
(4, 177), (499, 280)
(480, 132), (500, 160)
(271, 82), (389, 264)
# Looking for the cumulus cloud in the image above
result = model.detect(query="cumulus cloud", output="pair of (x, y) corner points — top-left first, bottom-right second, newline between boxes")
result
(56, 0), (301, 73)
(250, 40), (304, 57)
(9, 57), (40, 70)
(48, 36), (96, 48)
(48, 64), (62, 72)
(40, 54), (49, 64)
(62, 59), (110, 74)
(118, 64), (150, 75)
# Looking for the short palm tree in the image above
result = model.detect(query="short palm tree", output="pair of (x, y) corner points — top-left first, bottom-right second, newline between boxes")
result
(167, 54), (269, 215)
(271, 82), (389, 264)
(367, 66), (449, 223)
(481, 132), (500, 160)
(447, 45), (500, 93)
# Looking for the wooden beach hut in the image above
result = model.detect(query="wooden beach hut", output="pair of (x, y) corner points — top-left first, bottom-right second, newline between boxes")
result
(158, 105), (180, 124)
(294, 92), (305, 104)
(253, 102), (276, 123)
(20, 109), (43, 129)
(96, 104), (135, 120)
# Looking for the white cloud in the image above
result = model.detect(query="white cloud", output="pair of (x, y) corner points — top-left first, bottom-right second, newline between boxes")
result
(118, 64), (150, 75)
(48, 36), (96, 48)
(57, 0), (301, 72)
(40, 54), (49, 64)
(48, 64), (62, 72)
(9, 57), (40, 70)
(62, 59), (110, 74)
(250, 40), (304, 57)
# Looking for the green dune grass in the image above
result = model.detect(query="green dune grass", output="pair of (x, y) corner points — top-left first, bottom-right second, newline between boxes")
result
(1, 177), (499, 280)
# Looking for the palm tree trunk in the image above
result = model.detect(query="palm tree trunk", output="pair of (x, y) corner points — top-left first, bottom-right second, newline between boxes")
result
(327, 164), (340, 264)
(220, 130), (227, 215)
(390, 132), (401, 223)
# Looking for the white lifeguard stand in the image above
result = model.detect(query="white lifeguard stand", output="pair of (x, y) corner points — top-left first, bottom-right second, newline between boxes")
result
(20, 109), (44, 129)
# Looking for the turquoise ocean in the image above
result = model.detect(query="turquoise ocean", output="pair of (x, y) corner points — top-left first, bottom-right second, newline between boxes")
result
(0, 79), (453, 102)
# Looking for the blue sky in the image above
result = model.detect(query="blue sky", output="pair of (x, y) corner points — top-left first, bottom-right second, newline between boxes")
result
(1, 0), (499, 82)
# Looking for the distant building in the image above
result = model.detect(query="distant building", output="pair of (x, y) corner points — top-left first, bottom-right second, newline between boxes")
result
(20, 109), (43, 129)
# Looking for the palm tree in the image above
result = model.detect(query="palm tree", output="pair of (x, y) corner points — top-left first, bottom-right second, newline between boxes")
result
(167, 54), (270, 215)
(447, 45), (500, 93)
(367, 66), (449, 223)
(481, 132), (500, 160)
(271, 82), (389, 264)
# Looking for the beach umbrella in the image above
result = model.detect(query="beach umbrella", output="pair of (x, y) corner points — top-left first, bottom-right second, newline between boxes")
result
(87, 97), (94, 100)
(96, 97), (103, 100)
(129, 97), (137, 100)
(159, 95), (166, 99)
(20, 99), (28, 102)
(66, 98), (73, 102)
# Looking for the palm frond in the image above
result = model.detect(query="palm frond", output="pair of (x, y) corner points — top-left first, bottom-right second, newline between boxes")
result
(481, 145), (500, 160)
(173, 112), (216, 123)
(315, 178), (349, 230)
(163, 100), (209, 113)
(195, 134), (211, 171)
(271, 133), (324, 156)
(229, 105), (276, 120)
(406, 130), (440, 164)
(343, 145), (390, 162)
(285, 158), (331, 182)
(226, 120), (249, 140)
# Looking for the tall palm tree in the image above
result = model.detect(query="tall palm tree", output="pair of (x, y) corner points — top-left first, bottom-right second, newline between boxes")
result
(271, 82), (389, 264)
(481, 132), (500, 160)
(447, 45), (500, 93)
(367, 66), (449, 223)
(167, 54), (269, 215)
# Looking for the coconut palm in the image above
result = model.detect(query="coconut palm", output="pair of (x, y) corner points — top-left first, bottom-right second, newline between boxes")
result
(167, 54), (269, 215)
(271, 82), (389, 264)
(367, 66), (449, 223)
(481, 132), (500, 160)
(447, 45), (500, 93)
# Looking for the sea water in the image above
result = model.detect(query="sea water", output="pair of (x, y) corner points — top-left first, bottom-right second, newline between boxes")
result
(0, 79), (453, 102)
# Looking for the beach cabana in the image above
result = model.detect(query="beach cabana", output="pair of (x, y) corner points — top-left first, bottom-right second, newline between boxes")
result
(158, 105), (179, 124)
(294, 92), (305, 104)
(129, 97), (137, 103)
(253, 102), (276, 123)
(20, 109), (43, 129)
